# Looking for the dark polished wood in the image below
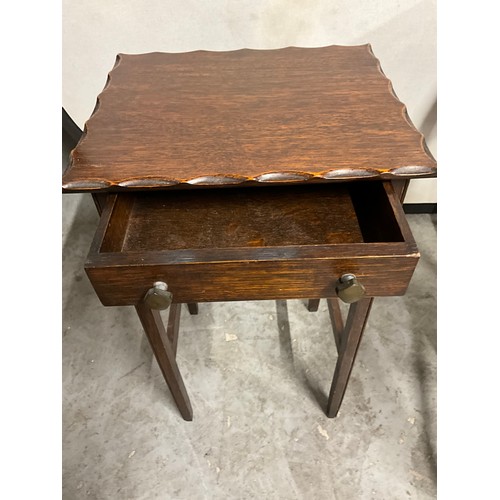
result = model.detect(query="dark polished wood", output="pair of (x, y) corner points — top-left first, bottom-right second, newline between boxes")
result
(327, 298), (344, 352)
(166, 303), (181, 356)
(391, 179), (410, 202)
(135, 303), (192, 421)
(82, 177), (421, 421)
(85, 182), (419, 307)
(62, 45), (436, 192)
(65, 46), (436, 420)
(187, 303), (198, 315)
(307, 299), (320, 312)
(327, 298), (373, 417)
(91, 193), (108, 216)
(103, 184), (363, 252)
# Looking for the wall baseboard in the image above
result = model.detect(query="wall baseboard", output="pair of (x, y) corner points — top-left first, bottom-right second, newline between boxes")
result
(403, 203), (437, 214)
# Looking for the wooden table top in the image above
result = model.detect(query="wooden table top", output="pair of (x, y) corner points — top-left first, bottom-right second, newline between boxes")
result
(62, 45), (436, 192)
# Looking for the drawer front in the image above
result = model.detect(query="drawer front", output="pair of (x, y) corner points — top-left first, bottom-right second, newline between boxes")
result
(85, 254), (418, 306)
(84, 181), (419, 307)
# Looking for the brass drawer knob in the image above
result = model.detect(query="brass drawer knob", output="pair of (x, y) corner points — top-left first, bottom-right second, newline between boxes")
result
(144, 281), (173, 310)
(335, 274), (366, 304)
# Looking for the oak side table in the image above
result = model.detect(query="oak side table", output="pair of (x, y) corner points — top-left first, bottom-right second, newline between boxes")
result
(63, 45), (437, 421)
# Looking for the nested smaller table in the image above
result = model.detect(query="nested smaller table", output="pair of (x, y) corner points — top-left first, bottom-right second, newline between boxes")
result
(63, 45), (436, 421)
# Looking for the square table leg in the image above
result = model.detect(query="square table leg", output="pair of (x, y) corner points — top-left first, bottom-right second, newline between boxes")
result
(327, 298), (344, 352)
(166, 304), (181, 356)
(307, 299), (320, 312)
(187, 303), (199, 315)
(135, 303), (193, 421)
(327, 297), (373, 417)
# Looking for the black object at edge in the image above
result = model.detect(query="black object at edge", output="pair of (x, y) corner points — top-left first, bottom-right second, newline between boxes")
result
(63, 107), (83, 148)
(403, 203), (437, 214)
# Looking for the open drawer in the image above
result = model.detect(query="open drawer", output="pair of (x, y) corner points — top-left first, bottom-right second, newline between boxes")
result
(85, 181), (419, 306)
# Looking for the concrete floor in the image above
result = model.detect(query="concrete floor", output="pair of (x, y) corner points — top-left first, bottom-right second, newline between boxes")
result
(62, 150), (436, 499)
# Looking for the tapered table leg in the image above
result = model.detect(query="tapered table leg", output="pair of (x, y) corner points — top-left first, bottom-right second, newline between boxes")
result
(187, 303), (199, 315)
(166, 304), (181, 356)
(307, 299), (320, 312)
(327, 297), (373, 418)
(135, 303), (193, 421)
(327, 298), (344, 352)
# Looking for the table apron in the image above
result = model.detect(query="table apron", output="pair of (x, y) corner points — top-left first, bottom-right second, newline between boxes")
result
(85, 255), (419, 306)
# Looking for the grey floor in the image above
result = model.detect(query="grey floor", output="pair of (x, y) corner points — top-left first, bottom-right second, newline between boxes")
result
(62, 147), (437, 499)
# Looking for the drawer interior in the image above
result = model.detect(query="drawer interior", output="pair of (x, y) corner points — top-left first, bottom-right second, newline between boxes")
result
(86, 181), (418, 305)
(98, 182), (406, 254)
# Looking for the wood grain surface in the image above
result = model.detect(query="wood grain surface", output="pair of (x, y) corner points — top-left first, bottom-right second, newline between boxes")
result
(121, 185), (363, 251)
(63, 45), (436, 192)
(85, 182), (419, 306)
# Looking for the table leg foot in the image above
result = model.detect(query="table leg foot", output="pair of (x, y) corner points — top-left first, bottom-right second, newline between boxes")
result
(307, 299), (320, 312)
(135, 303), (193, 421)
(326, 298), (373, 418)
(187, 303), (199, 315)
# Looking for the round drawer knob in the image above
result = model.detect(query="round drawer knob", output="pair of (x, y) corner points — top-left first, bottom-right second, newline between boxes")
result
(143, 281), (173, 310)
(335, 274), (366, 304)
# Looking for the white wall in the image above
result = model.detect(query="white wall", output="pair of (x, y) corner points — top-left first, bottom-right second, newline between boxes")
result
(63, 0), (436, 203)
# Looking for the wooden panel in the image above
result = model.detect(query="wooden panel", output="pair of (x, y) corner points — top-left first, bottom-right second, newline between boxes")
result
(93, 182), (408, 255)
(99, 194), (134, 252)
(62, 45), (436, 192)
(85, 181), (419, 306)
(86, 254), (419, 306)
(121, 185), (363, 251)
(349, 181), (405, 243)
